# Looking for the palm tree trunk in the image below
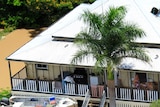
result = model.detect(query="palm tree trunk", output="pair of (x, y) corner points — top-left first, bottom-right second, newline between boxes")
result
(108, 80), (116, 107)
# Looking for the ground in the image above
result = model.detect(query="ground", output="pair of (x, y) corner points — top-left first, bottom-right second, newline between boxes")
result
(0, 28), (46, 89)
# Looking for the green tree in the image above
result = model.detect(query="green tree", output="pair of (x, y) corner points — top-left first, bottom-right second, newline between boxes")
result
(0, 0), (95, 28)
(71, 6), (150, 107)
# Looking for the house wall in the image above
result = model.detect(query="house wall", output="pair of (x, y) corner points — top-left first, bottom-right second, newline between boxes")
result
(147, 73), (158, 82)
(24, 62), (105, 85)
(25, 62), (80, 80)
(119, 70), (130, 87)
(25, 62), (36, 79)
(25, 62), (62, 80)
(130, 72), (159, 83)
(25, 62), (160, 89)
(119, 70), (160, 89)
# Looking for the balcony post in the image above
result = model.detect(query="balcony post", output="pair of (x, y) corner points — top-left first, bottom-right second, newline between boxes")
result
(35, 67), (39, 91)
(104, 69), (107, 97)
(158, 74), (160, 99)
(60, 66), (65, 93)
(8, 61), (13, 90)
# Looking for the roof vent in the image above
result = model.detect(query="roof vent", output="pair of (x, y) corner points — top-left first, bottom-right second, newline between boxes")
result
(155, 54), (159, 59)
(151, 7), (159, 15)
(52, 36), (74, 42)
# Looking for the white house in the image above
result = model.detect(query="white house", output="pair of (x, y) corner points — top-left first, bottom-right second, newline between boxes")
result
(6, 0), (160, 106)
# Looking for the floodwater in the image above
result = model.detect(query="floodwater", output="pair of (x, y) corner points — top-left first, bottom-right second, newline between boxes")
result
(0, 28), (45, 89)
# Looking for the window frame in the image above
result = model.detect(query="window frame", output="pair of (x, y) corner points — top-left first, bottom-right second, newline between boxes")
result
(35, 64), (48, 70)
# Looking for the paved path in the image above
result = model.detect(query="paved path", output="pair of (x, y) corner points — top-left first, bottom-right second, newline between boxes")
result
(0, 28), (45, 89)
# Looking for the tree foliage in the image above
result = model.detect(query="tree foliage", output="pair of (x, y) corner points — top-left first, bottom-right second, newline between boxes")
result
(0, 0), (95, 28)
(71, 6), (150, 107)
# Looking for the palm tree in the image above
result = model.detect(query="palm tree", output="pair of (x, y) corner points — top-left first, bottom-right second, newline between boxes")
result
(71, 6), (150, 107)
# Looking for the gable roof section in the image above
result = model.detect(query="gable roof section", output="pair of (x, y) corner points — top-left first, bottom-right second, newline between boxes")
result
(41, 0), (160, 44)
(7, 0), (160, 71)
(103, 0), (160, 44)
(40, 3), (90, 38)
(7, 3), (96, 67)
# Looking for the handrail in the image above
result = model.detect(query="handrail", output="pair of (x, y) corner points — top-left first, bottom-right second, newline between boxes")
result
(12, 67), (26, 78)
(99, 90), (106, 107)
(81, 89), (91, 107)
(11, 78), (158, 102)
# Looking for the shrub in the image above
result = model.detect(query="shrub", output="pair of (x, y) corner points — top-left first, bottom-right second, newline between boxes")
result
(0, 88), (11, 100)
(150, 100), (160, 107)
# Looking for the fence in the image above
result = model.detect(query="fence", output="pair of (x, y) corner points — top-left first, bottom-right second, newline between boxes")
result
(12, 78), (158, 102)
(12, 78), (88, 96)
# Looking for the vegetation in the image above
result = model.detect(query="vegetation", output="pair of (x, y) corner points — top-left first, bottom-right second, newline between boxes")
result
(0, 0), (95, 38)
(0, 0), (95, 29)
(0, 27), (15, 38)
(71, 6), (150, 107)
(150, 100), (160, 107)
(0, 88), (11, 100)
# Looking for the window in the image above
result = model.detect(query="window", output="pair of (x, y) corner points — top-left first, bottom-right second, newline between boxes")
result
(136, 73), (147, 83)
(35, 64), (48, 70)
(132, 72), (147, 88)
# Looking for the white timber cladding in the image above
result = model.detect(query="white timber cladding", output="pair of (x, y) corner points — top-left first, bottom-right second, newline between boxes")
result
(25, 62), (160, 88)
(119, 70), (130, 87)
(25, 63), (82, 80)
(118, 70), (159, 88)
(26, 62), (36, 79)
(25, 62), (57, 80)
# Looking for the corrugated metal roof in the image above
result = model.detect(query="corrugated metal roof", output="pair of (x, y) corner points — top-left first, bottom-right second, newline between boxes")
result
(6, 0), (160, 71)
(41, 0), (160, 44)
(120, 48), (160, 72)
(40, 3), (90, 38)
(7, 41), (96, 66)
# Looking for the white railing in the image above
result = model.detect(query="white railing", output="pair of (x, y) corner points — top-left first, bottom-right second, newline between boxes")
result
(65, 83), (76, 95)
(116, 88), (131, 100)
(64, 83), (89, 96)
(147, 90), (158, 102)
(116, 100), (150, 107)
(39, 81), (50, 92)
(12, 79), (88, 96)
(77, 84), (88, 96)
(12, 78), (158, 102)
(51, 81), (63, 94)
(133, 89), (145, 101)
(26, 80), (37, 91)
(12, 78), (24, 90)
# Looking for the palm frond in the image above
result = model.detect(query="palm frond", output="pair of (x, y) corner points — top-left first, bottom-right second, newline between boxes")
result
(71, 5), (150, 75)
(113, 47), (150, 63)
(71, 49), (94, 64)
